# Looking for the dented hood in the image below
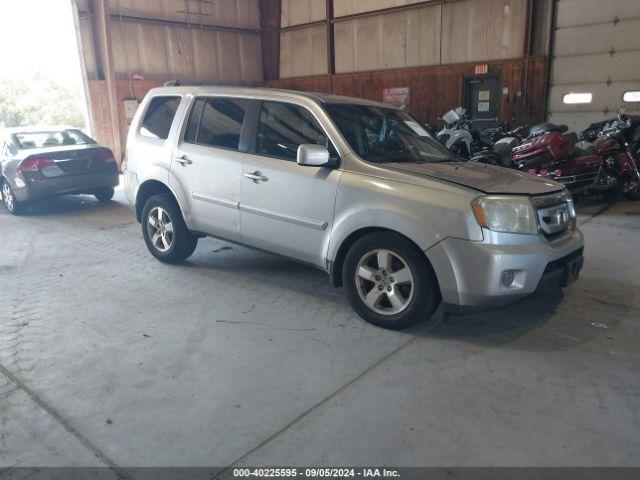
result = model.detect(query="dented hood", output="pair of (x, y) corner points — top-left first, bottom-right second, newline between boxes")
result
(379, 161), (565, 195)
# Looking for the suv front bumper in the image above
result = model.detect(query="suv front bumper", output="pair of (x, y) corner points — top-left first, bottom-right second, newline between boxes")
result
(426, 228), (584, 310)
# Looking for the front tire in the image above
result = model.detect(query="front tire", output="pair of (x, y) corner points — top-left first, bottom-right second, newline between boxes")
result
(141, 194), (198, 263)
(343, 232), (441, 330)
(2, 180), (28, 215)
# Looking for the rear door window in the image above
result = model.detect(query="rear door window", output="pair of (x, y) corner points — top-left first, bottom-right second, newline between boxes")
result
(140, 96), (181, 140)
(184, 97), (249, 150)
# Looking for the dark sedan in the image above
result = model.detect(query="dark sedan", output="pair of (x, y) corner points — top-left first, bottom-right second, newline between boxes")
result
(0, 127), (119, 215)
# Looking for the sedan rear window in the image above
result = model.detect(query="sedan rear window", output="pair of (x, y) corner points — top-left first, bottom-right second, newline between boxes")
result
(13, 130), (96, 149)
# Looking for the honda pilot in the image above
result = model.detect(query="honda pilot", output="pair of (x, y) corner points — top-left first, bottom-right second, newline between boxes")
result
(124, 86), (584, 329)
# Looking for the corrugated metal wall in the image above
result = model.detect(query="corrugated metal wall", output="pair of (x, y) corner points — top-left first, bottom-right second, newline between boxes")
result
(547, 0), (640, 131)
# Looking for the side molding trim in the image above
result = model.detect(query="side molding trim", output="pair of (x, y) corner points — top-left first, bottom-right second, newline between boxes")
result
(240, 204), (328, 231)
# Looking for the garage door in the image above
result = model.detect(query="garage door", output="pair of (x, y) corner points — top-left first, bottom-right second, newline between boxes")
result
(547, 0), (640, 132)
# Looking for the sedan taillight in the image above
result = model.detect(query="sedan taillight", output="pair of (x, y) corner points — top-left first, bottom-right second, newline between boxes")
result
(18, 157), (54, 173)
(94, 149), (116, 162)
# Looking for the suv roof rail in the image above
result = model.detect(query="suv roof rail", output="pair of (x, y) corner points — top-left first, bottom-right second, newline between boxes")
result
(163, 80), (257, 88)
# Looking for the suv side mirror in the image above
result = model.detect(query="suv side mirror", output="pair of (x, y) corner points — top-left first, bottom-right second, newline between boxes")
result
(297, 144), (330, 167)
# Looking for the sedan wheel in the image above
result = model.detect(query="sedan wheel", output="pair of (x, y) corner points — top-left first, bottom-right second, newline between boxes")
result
(2, 181), (27, 215)
(3, 182), (15, 212)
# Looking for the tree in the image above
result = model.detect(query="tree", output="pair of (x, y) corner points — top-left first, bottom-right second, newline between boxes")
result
(0, 74), (86, 129)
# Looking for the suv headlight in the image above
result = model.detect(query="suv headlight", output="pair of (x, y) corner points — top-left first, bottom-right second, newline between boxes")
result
(472, 195), (539, 235)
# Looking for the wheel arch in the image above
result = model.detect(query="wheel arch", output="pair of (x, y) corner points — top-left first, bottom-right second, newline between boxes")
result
(330, 226), (439, 289)
(135, 179), (182, 223)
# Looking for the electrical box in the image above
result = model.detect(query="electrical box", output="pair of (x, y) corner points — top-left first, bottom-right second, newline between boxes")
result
(123, 100), (139, 121)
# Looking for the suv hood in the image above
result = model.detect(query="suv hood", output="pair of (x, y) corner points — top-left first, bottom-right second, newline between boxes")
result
(379, 161), (564, 195)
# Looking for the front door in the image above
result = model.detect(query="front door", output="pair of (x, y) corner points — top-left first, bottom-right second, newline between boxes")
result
(465, 76), (501, 129)
(170, 96), (250, 242)
(239, 100), (342, 268)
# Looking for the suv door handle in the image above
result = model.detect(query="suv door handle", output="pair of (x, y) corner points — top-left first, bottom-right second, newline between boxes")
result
(175, 155), (193, 166)
(243, 171), (269, 183)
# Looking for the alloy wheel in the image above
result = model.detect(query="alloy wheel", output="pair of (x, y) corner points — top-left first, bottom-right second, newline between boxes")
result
(2, 182), (14, 212)
(147, 206), (174, 253)
(355, 249), (415, 316)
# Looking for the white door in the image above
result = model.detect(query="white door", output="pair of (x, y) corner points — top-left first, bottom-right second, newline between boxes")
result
(239, 100), (342, 268)
(547, 0), (640, 131)
(170, 96), (251, 243)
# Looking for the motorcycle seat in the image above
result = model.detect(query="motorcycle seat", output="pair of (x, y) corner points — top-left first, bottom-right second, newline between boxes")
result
(530, 122), (569, 135)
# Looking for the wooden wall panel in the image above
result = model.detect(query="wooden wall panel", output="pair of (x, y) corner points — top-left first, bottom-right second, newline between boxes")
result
(111, 0), (260, 28)
(334, 6), (441, 74)
(441, 0), (526, 64)
(75, 0), (264, 158)
(79, 16), (99, 79)
(321, 0), (526, 76)
(281, 0), (326, 27)
(280, 25), (328, 78)
(333, 0), (427, 17)
(239, 34), (265, 81)
(264, 56), (549, 128)
(103, 19), (263, 82)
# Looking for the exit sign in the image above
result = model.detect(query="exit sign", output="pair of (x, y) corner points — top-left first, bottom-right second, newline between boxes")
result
(475, 64), (488, 75)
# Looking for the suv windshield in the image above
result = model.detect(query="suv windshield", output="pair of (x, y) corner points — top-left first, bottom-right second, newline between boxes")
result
(12, 130), (96, 150)
(325, 103), (453, 163)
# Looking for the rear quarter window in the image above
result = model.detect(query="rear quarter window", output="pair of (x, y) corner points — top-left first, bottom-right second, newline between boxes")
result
(140, 96), (182, 140)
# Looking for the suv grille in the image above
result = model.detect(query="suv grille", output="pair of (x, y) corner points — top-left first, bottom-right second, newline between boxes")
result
(531, 191), (572, 237)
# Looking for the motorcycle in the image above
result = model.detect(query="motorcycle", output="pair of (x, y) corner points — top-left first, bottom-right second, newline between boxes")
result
(469, 124), (528, 167)
(579, 110), (640, 200)
(472, 120), (603, 195)
(436, 107), (493, 158)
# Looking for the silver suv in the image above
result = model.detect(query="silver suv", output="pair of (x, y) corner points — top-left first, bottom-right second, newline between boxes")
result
(124, 86), (584, 329)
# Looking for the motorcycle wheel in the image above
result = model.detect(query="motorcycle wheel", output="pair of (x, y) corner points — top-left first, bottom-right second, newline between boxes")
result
(622, 180), (640, 201)
(450, 141), (470, 159)
(623, 184), (640, 202)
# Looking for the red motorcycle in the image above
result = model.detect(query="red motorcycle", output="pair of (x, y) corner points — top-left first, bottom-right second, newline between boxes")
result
(472, 122), (603, 194)
(578, 112), (640, 201)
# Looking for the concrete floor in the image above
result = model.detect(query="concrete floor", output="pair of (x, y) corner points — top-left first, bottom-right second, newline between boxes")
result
(0, 186), (639, 471)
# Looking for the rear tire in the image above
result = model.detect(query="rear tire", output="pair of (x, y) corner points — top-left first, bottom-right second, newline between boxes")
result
(342, 232), (441, 330)
(141, 194), (198, 263)
(1, 180), (28, 215)
(622, 179), (640, 201)
(94, 187), (115, 202)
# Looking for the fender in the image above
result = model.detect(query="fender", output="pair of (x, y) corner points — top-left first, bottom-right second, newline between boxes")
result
(134, 166), (194, 229)
(327, 207), (443, 266)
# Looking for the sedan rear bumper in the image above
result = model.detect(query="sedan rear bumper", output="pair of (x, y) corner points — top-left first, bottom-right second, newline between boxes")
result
(13, 167), (119, 202)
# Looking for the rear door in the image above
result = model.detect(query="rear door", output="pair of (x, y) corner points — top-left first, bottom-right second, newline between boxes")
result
(239, 100), (342, 267)
(170, 96), (250, 242)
